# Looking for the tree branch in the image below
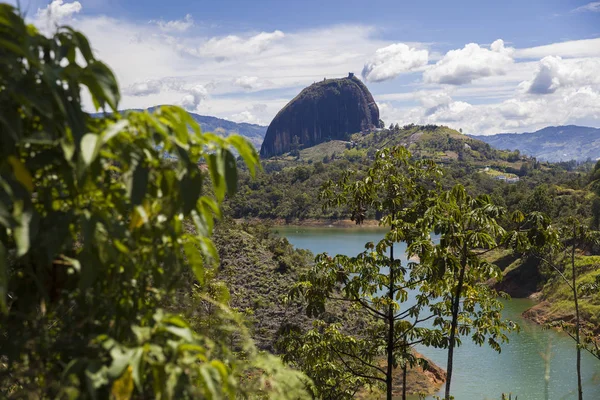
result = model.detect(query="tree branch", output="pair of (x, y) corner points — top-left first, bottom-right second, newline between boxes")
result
(534, 252), (574, 290)
(329, 345), (387, 383)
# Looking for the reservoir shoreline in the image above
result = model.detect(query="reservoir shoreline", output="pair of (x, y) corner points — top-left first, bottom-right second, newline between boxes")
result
(264, 221), (586, 333)
(235, 218), (382, 228)
(275, 226), (600, 399)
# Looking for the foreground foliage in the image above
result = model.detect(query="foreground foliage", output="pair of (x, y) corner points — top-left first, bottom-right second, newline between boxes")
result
(0, 5), (308, 398)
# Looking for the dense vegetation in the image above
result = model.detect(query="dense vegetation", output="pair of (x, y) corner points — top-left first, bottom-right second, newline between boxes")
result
(1, 4), (598, 400)
(228, 109), (600, 400)
(228, 125), (593, 226)
(0, 6), (307, 398)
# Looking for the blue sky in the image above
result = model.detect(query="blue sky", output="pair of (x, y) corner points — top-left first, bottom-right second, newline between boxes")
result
(18, 0), (600, 133)
(66, 1), (599, 41)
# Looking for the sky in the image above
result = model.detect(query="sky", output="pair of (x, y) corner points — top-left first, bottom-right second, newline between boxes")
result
(13, 0), (600, 134)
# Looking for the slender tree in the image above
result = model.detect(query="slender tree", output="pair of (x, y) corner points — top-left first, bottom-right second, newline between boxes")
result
(286, 148), (516, 400)
(411, 185), (517, 400)
(286, 147), (443, 399)
(519, 214), (600, 400)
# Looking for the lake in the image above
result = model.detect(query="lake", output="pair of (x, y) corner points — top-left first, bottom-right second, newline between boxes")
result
(275, 226), (600, 400)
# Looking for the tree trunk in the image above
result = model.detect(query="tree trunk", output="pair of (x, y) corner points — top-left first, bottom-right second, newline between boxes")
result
(445, 247), (467, 400)
(572, 230), (583, 400)
(387, 243), (395, 400)
(402, 360), (408, 400)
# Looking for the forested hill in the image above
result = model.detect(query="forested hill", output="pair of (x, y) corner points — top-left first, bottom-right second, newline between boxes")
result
(470, 125), (600, 162)
(228, 123), (593, 224)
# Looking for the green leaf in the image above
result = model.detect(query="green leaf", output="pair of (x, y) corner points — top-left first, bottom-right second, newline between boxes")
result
(129, 164), (149, 206)
(224, 150), (238, 196)
(13, 202), (36, 257)
(162, 314), (190, 328)
(198, 236), (219, 265)
(132, 326), (151, 343)
(81, 133), (100, 165)
(102, 119), (129, 144)
(61, 137), (76, 161)
(181, 172), (202, 215)
(85, 361), (109, 396)
(83, 62), (121, 111)
(130, 347), (144, 390)
(199, 196), (222, 220)
(227, 135), (259, 177)
(8, 156), (33, 192)
(73, 30), (95, 62)
(207, 151), (225, 202)
(184, 241), (204, 284)
(200, 364), (219, 399)
(164, 325), (193, 342)
(107, 347), (132, 379)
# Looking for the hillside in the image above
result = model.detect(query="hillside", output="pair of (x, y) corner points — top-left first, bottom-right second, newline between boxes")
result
(229, 124), (594, 224)
(260, 74), (379, 157)
(267, 123), (525, 168)
(208, 220), (446, 397)
(471, 125), (600, 162)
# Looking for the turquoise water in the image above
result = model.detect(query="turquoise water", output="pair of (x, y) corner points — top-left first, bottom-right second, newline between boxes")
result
(275, 226), (600, 400)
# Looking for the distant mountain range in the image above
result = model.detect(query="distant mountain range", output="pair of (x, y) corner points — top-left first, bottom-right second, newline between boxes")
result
(470, 125), (600, 162)
(185, 113), (266, 148)
(99, 108), (267, 148)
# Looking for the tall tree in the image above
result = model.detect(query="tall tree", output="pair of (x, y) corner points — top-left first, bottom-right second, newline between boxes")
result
(518, 214), (600, 400)
(411, 185), (517, 400)
(286, 147), (444, 399)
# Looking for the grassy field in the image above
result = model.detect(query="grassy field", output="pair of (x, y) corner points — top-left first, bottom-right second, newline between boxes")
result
(481, 168), (519, 179)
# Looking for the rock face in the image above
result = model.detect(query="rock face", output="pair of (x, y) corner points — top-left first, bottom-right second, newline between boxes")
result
(260, 74), (379, 157)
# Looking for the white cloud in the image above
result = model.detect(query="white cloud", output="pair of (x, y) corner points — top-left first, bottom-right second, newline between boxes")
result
(516, 38), (600, 59)
(520, 56), (600, 94)
(26, 4), (600, 134)
(424, 39), (515, 85)
(231, 111), (262, 125)
(361, 43), (428, 82)
(230, 104), (269, 125)
(380, 86), (600, 135)
(572, 2), (600, 12)
(151, 14), (194, 33)
(416, 90), (452, 109)
(180, 84), (208, 111)
(46, 16), (394, 115)
(194, 30), (285, 59)
(36, 0), (81, 27)
(415, 90), (453, 115)
(234, 76), (261, 90)
(124, 80), (164, 96)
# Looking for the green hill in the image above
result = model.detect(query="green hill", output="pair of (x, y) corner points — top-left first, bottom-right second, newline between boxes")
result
(227, 124), (592, 225)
